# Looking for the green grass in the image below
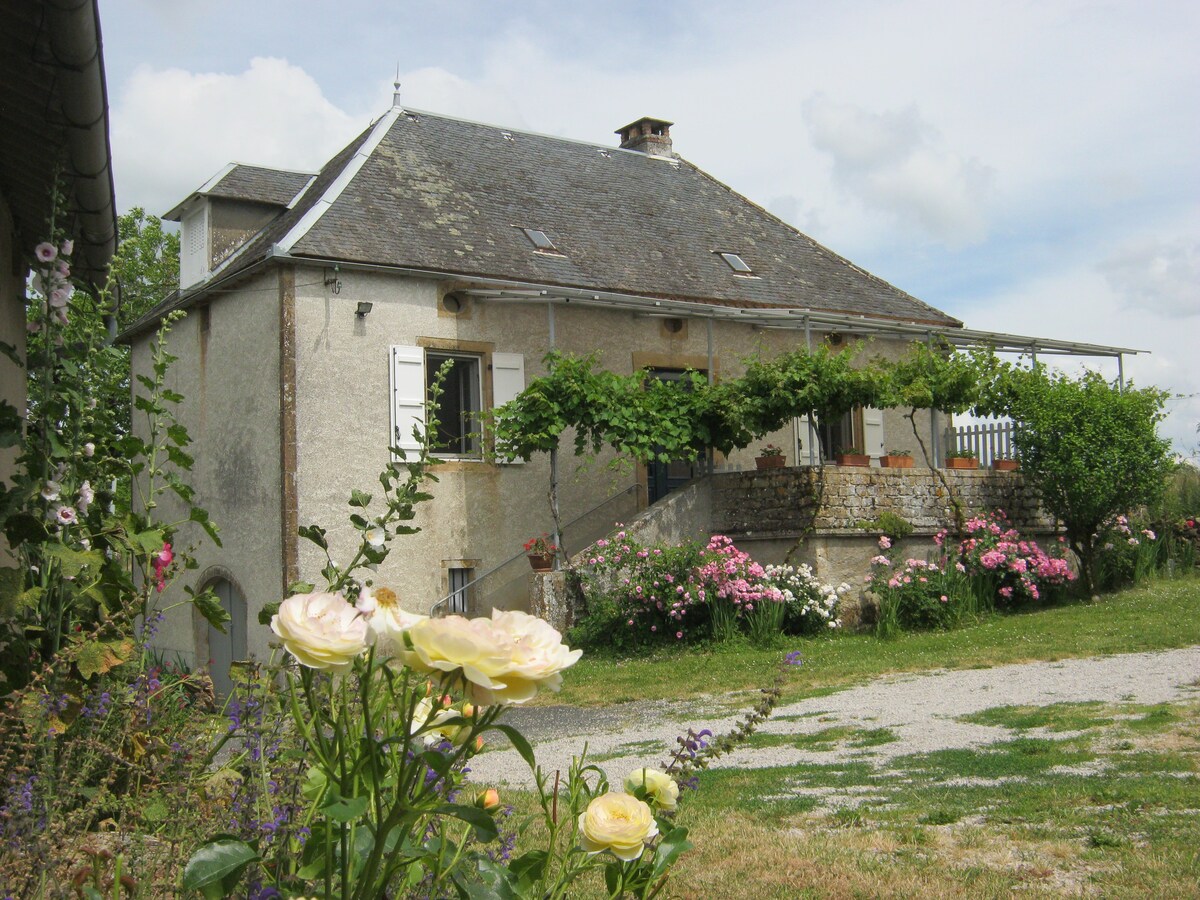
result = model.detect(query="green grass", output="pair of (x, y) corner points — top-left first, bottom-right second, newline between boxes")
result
(553, 575), (1200, 707)
(746, 725), (900, 752)
(628, 698), (1200, 898)
(958, 701), (1115, 732)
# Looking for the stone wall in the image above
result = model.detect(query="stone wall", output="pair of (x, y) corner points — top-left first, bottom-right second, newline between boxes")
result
(710, 466), (1056, 539)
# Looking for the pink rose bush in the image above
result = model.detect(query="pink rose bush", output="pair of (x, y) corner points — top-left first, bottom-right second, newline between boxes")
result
(866, 552), (967, 635)
(950, 510), (1074, 607)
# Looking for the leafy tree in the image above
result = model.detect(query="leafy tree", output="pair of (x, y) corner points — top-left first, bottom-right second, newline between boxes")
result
(979, 365), (1173, 595)
(712, 345), (889, 457)
(110, 207), (180, 330)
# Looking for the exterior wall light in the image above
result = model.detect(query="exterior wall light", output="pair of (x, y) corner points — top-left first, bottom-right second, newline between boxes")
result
(356, 301), (373, 317)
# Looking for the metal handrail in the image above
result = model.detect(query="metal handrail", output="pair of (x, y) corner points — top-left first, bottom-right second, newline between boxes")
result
(427, 482), (643, 616)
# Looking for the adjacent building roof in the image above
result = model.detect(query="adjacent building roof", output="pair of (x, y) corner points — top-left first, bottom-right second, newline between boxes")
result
(0, 0), (118, 288)
(163, 163), (314, 219)
(134, 105), (964, 334)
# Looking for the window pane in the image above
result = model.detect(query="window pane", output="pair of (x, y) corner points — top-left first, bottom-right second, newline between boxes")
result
(427, 353), (481, 456)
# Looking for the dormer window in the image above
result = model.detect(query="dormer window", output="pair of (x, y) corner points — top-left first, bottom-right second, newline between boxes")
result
(520, 228), (561, 254)
(717, 251), (753, 274)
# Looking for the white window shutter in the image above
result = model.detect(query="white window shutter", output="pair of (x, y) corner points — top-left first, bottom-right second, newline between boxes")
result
(863, 406), (885, 460)
(491, 352), (525, 464)
(180, 203), (209, 288)
(796, 414), (820, 463)
(390, 345), (425, 454)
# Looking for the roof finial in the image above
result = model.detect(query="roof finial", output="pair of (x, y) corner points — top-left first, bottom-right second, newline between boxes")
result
(392, 63), (402, 109)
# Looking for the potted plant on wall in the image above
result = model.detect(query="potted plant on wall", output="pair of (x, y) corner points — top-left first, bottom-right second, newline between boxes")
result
(992, 454), (1020, 472)
(879, 448), (914, 469)
(756, 442), (786, 470)
(523, 533), (558, 572)
(944, 450), (980, 470)
(836, 446), (871, 467)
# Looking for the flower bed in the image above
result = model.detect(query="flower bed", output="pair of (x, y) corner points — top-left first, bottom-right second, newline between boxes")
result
(572, 532), (848, 650)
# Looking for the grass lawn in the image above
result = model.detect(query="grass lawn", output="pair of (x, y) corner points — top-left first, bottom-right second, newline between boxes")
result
(552, 574), (1200, 707)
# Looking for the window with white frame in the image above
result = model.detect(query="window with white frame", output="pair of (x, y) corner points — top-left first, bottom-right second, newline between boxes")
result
(389, 346), (525, 460)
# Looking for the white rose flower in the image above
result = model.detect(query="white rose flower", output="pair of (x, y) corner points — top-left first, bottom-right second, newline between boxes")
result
(357, 586), (426, 658)
(270, 592), (368, 671)
(624, 768), (679, 812)
(577, 792), (658, 861)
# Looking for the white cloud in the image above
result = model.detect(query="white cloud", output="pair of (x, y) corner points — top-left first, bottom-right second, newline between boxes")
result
(964, 266), (1199, 454)
(802, 94), (994, 246)
(396, 67), (528, 129)
(111, 57), (362, 215)
(1099, 239), (1200, 318)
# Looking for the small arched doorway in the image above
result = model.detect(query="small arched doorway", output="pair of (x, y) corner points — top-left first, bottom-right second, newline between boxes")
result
(203, 576), (247, 697)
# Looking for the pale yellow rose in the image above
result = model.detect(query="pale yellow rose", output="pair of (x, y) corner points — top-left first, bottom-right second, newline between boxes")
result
(402, 611), (582, 705)
(402, 615), (516, 699)
(270, 592), (367, 671)
(486, 609), (583, 703)
(624, 768), (679, 812)
(577, 792), (658, 861)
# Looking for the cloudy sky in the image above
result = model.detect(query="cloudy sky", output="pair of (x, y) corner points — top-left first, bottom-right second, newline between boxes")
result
(101, 0), (1199, 453)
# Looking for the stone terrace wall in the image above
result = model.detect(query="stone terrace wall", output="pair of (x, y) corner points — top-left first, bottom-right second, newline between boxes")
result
(710, 466), (1056, 539)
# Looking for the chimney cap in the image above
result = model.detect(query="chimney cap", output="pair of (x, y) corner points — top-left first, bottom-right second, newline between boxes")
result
(615, 116), (674, 140)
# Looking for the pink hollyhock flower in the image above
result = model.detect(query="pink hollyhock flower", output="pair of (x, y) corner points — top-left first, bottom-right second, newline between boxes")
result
(35, 242), (57, 263)
(61, 239), (74, 255)
(53, 505), (77, 525)
(878, 535), (892, 550)
(153, 542), (173, 592)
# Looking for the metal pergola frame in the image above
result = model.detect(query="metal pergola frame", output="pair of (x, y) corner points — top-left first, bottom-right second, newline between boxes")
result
(463, 282), (1143, 468)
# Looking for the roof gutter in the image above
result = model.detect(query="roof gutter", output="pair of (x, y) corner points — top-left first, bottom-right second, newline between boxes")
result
(123, 246), (1143, 360)
(45, 0), (118, 288)
(270, 250), (1140, 358)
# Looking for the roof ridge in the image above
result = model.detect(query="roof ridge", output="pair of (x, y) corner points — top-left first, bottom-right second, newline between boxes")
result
(397, 106), (676, 160)
(276, 108), (403, 253)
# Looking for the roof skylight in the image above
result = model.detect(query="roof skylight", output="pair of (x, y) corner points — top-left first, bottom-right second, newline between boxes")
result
(717, 251), (753, 274)
(521, 228), (560, 253)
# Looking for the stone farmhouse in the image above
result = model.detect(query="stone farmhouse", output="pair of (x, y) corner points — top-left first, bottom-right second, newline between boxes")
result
(124, 95), (1136, 689)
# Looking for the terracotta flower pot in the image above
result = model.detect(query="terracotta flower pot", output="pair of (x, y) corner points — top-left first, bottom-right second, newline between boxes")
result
(992, 459), (1019, 472)
(836, 453), (871, 467)
(756, 454), (786, 470)
(527, 553), (554, 572)
(944, 457), (979, 470)
(880, 455), (914, 468)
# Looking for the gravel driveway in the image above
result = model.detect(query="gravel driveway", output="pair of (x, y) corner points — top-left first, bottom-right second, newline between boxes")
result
(469, 647), (1200, 789)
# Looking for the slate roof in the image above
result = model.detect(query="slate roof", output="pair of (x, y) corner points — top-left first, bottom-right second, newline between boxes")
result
(205, 164), (313, 207)
(148, 107), (962, 330)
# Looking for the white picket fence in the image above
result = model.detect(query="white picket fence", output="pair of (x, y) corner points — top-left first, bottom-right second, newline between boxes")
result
(949, 420), (1015, 466)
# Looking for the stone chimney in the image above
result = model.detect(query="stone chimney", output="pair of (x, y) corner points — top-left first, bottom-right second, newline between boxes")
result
(615, 117), (675, 157)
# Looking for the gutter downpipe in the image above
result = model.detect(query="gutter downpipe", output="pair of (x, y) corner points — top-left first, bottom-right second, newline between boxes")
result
(805, 316), (816, 466)
(547, 301), (562, 567)
(1117, 353), (1124, 393)
(706, 318), (714, 476)
(927, 332), (939, 466)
